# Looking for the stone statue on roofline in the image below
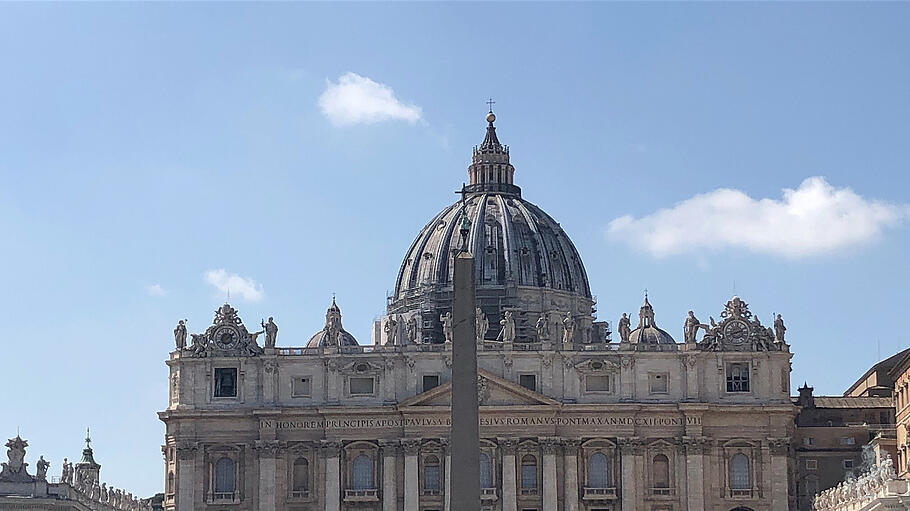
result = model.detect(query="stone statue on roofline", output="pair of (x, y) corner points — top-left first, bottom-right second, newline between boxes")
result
(562, 312), (576, 344)
(440, 312), (453, 343)
(774, 314), (786, 342)
(384, 316), (398, 345)
(536, 314), (550, 341)
(261, 317), (278, 348)
(497, 310), (516, 342)
(617, 313), (631, 343)
(35, 455), (49, 480)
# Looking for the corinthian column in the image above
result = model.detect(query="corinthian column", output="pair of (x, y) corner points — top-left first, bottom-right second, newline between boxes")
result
(541, 438), (559, 511)
(683, 437), (707, 510)
(562, 440), (581, 511)
(380, 440), (399, 511)
(255, 440), (282, 511)
(322, 441), (342, 511)
(500, 438), (518, 511)
(175, 442), (197, 511)
(619, 437), (642, 511)
(769, 438), (791, 511)
(402, 439), (421, 511)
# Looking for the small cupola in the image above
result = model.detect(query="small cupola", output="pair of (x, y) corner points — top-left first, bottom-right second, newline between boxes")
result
(466, 108), (520, 196)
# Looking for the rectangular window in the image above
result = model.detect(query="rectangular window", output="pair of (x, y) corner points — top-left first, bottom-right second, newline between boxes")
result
(843, 459), (854, 470)
(726, 363), (750, 392)
(805, 459), (817, 470)
(519, 374), (537, 392)
(840, 436), (856, 445)
(292, 377), (312, 397)
(585, 375), (612, 393)
(213, 368), (238, 398)
(349, 377), (375, 396)
(423, 375), (440, 392)
(803, 437), (816, 446)
(649, 373), (669, 394)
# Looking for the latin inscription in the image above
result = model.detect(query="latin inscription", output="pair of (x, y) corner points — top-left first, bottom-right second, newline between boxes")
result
(259, 415), (700, 431)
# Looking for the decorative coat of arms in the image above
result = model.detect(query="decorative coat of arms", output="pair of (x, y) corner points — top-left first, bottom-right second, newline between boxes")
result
(0, 436), (34, 483)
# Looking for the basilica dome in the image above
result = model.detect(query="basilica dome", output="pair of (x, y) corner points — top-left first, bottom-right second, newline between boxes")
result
(387, 112), (598, 345)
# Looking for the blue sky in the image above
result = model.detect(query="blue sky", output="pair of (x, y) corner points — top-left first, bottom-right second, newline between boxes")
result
(2, 3), (909, 496)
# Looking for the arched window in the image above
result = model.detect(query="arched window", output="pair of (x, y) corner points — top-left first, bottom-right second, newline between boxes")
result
(214, 457), (234, 493)
(588, 452), (608, 488)
(352, 455), (373, 490)
(652, 454), (670, 488)
(730, 453), (751, 490)
(521, 455), (538, 489)
(424, 455), (440, 491)
(479, 453), (493, 488)
(292, 458), (309, 492)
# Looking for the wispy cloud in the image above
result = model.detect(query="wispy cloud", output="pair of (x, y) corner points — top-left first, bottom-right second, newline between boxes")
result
(145, 284), (167, 297)
(318, 72), (422, 126)
(204, 269), (264, 302)
(607, 177), (908, 258)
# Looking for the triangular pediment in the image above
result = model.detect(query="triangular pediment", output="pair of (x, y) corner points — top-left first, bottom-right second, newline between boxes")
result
(399, 369), (560, 408)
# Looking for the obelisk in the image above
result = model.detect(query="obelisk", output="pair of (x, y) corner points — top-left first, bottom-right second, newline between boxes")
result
(450, 249), (480, 510)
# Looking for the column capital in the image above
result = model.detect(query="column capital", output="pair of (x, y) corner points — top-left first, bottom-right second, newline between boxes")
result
(254, 440), (284, 459)
(400, 438), (422, 456)
(767, 437), (791, 455)
(617, 437), (644, 455)
(560, 438), (583, 454)
(498, 437), (519, 454)
(539, 437), (560, 454)
(379, 439), (401, 457)
(175, 441), (198, 460)
(320, 440), (343, 457)
(681, 436), (711, 455)
(438, 437), (450, 454)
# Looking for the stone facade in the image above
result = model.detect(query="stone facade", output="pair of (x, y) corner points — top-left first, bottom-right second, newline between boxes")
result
(158, 112), (797, 511)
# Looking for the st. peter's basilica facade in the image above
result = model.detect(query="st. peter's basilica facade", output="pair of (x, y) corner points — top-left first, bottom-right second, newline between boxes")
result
(159, 112), (796, 511)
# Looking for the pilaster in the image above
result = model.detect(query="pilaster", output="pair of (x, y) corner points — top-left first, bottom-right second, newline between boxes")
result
(618, 437), (643, 510)
(540, 437), (559, 511)
(380, 440), (400, 511)
(175, 442), (197, 511)
(402, 439), (421, 511)
(562, 439), (581, 511)
(499, 438), (518, 511)
(255, 440), (282, 511)
(769, 437), (791, 511)
(682, 436), (709, 511)
(321, 441), (342, 511)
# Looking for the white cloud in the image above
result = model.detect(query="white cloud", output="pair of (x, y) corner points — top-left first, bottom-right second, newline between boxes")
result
(204, 269), (264, 302)
(607, 177), (908, 258)
(318, 72), (422, 126)
(145, 284), (167, 297)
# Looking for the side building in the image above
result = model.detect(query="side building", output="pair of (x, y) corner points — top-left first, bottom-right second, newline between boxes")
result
(159, 112), (797, 511)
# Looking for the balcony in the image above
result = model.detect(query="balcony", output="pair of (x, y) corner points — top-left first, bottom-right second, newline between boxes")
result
(481, 488), (498, 500)
(207, 492), (239, 504)
(729, 488), (754, 499)
(289, 490), (310, 500)
(519, 488), (539, 496)
(583, 487), (617, 500)
(344, 489), (379, 502)
(422, 489), (442, 497)
(650, 487), (676, 497)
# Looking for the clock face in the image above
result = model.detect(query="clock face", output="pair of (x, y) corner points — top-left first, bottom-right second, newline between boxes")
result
(213, 325), (239, 349)
(723, 320), (749, 344)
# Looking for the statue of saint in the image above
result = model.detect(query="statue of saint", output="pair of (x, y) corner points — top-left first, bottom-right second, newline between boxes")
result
(774, 314), (786, 342)
(190, 334), (207, 357)
(406, 316), (418, 343)
(497, 311), (516, 342)
(174, 320), (187, 350)
(475, 308), (489, 341)
(384, 316), (399, 345)
(562, 312), (576, 344)
(440, 312), (453, 343)
(35, 455), (49, 479)
(261, 317), (278, 348)
(683, 310), (700, 343)
(535, 314), (550, 341)
(618, 313), (631, 343)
